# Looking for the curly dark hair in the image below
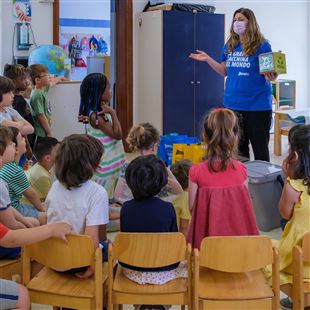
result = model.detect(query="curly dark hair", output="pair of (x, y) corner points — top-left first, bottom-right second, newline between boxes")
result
(125, 155), (168, 200)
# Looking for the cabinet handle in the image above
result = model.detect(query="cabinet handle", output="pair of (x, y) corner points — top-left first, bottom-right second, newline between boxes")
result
(190, 81), (194, 84)
(196, 81), (201, 84)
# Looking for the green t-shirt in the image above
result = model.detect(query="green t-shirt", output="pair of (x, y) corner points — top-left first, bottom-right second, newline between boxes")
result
(0, 162), (30, 209)
(30, 86), (51, 137)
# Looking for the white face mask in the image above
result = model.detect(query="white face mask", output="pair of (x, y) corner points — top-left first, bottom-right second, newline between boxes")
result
(233, 21), (247, 35)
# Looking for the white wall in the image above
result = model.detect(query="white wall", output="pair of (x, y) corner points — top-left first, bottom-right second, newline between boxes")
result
(133, 0), (310, 113)
(0, 1), (53, 70)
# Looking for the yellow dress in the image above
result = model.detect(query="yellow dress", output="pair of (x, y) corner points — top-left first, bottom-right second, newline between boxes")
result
(275, 178), (310, 285)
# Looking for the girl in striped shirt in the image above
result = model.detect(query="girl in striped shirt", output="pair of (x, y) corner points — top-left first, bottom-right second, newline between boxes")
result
(79, 73), (125, 199)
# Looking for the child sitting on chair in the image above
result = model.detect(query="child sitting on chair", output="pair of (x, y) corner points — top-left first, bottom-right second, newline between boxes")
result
(120, 155), (187, 285)
(170, 159), (192, 236)
(46, 134), (109, 278)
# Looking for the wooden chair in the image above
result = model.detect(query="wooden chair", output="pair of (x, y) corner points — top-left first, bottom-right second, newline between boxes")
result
(108, 232), (192, 309)
(0, 258), (22, 282)
(22, 235), (106, 310)
(281, 232), (310, 310)
(193, 236), (279, 310)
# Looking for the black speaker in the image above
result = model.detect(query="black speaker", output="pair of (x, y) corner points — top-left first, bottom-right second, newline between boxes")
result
(13, 56), (29, 67)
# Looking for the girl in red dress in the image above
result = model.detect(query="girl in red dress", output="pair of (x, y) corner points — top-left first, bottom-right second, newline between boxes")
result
(187, 108), (259, 249)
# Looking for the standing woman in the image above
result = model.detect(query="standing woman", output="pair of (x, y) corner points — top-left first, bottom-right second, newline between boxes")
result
(190, 8), (277, 161)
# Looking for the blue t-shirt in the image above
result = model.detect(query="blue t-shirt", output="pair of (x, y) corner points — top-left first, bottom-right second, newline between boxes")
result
(221, 41), (272, 111)
(120, 196), (178, 271)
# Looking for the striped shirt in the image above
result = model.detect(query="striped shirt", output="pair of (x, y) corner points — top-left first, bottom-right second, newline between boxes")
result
(87, 122), (125, 199)
(0, 162), (30, 209)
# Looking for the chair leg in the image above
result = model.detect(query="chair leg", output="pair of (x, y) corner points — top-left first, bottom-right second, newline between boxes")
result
(181, 305), (186, 310)
(118, 306), (123, 310)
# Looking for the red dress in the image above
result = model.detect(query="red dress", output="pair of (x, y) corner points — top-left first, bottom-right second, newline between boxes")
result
(187, 160), (259, 249)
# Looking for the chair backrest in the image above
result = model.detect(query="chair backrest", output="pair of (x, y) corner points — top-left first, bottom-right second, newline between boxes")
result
(23, 235), (95, 270)
(113, 232), (186, 268)
(199, 236), (273, 272)
(302, 232), (310, 263)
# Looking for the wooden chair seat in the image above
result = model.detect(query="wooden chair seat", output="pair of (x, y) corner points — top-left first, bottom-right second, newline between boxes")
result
(27, 264), (108, 298)
(23, 235), (104, 310)
(280, 126), (291, 135)
(108, 233), (192, 309)
(113, 265), (187, 294)
(198, 267), (274, 300)
(0, 258), (22, 282)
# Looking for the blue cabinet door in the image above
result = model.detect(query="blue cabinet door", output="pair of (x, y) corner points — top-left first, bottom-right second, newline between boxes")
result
(163, 11), (195, 135)
(194, 13), (225, 136)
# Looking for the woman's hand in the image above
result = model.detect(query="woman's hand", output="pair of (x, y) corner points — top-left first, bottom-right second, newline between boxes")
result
(264, 72), (278, 81)
(189, 50), (209, 62)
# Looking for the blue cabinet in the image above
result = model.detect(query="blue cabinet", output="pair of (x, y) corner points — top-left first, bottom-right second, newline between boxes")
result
(136, 11), (224, 137)
(163, 11), (224, 137)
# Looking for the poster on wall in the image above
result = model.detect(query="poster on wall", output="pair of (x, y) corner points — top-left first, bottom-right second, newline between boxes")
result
(13, 0), (32, 22)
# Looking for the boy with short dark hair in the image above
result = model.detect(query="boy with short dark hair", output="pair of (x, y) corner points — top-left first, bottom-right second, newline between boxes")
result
(0, 76), (34, 136)
(26, 137), (59, 201)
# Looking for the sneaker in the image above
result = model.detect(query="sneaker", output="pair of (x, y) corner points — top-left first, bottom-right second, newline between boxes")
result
(280, 297), (293, 310)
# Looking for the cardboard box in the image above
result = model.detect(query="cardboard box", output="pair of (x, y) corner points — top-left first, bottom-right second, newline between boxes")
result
(259, 52), (286, 74)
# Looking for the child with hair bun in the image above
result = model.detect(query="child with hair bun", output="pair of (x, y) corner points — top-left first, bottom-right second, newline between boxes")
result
(187, 108), (259, 249)
(114, 122), (183, 204)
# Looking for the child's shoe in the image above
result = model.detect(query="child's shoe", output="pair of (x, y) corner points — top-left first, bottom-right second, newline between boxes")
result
(280, 297), (293, 310)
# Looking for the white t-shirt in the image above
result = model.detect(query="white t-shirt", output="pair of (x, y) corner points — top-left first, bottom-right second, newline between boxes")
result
(46, 180), (109, 234)
(0, 107), (23, 124)
(0, 179), (11, 210)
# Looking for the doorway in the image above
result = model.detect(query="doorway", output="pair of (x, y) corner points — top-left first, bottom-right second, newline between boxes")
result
(53, 0), (133, 149)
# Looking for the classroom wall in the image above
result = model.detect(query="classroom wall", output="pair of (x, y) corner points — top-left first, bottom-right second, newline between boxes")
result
(0, 1), (53, 71)
(133, 0), (310, 121)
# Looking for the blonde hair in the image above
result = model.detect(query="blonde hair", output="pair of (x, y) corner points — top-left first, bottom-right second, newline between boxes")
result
(126, 123), (160, 152)
(3, 64), (27, 80)
(203, 108), (239, 172)
(28, 64), (48, 85)
(226, 8), (265, 56)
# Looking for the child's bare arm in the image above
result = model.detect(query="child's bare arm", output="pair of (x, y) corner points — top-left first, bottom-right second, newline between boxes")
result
(0, 222), (73, 247)
(4, 116), (34, 135)
(12, 208), (39, 228)
(179, 219), (190, 237)
(278, 182), (300, 220)
(90, 107), (122, 140)
(75, 225), (101, 279)
(37, 114), (52, 137)
(1, 119), (24, 131)
(167, 168), (183, 195)
(22, 187), (45, 211)
(0, 207), (26, 229)
(188, 180), (198, 213)
(49, 76), (69, 87)
(16, 118), (34, 135)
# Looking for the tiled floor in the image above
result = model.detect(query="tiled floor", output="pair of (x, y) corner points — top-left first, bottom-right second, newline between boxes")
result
(32, 134), (289, 310)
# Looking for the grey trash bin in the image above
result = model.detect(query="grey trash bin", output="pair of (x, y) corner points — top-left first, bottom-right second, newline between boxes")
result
(245, 160), (284, 232)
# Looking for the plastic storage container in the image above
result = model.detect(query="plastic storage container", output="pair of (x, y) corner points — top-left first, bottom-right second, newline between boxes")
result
(245, 160), (284, 231)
